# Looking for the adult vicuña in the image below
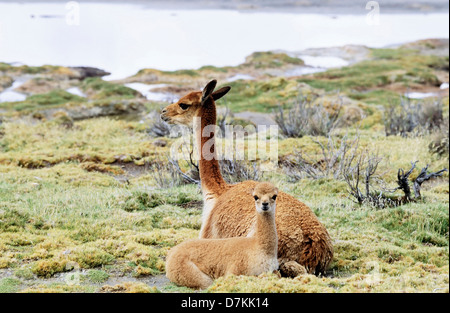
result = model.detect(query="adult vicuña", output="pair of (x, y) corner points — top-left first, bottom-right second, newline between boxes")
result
(161, 79), (333, 276)
(166, 182), (279, 289)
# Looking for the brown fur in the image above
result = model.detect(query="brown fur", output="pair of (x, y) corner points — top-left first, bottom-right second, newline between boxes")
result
(202, 180), (333, 275)
(165, 182), (279, 289)
(161, 80), (333, 276)
(161, 84), (230, 198)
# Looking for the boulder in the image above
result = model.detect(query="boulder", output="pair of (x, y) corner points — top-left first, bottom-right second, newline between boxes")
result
(69, 67), (111, 80)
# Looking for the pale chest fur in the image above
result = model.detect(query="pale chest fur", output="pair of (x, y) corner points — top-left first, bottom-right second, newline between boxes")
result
(248, 252), (279, 275)
(199, 192), (216, 238)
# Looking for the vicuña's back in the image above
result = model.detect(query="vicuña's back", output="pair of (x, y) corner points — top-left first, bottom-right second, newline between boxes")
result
(166, 182), (279, 289)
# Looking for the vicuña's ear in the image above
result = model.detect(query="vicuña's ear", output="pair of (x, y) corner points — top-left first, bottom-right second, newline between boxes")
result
(212, 86), (231, 101)
(201, 79), (217, 103)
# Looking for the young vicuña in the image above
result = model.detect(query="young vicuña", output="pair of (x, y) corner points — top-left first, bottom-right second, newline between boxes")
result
(166, 182), (279, 289)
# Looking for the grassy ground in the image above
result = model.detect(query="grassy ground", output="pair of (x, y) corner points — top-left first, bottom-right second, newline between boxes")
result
(0, 42), (448, 293)
(0, 121), (447, 293)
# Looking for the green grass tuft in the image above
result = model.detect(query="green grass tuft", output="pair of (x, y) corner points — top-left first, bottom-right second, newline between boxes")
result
(87, 269), (110, 283)
(0, 278), (22, 293)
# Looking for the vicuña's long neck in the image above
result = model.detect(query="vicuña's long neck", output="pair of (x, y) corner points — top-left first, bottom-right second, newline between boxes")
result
(194, 98), (228, 198)
(256, 211), (278, 255)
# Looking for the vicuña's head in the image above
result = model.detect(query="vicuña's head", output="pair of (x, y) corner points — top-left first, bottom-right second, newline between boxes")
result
(160, 79), (231, 126)
(252, 182), (278, 214)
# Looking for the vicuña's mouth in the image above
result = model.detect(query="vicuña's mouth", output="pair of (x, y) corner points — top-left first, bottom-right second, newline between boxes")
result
(160, 114), (169, 122)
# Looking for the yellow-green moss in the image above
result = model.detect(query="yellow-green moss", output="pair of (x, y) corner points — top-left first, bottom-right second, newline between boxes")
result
(99, 282), (160, 293)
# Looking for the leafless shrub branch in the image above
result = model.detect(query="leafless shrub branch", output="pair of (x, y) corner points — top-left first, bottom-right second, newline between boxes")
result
(275, 94), (342, 138)
(146, 111), (172, 137)
(149, 160), (184, 188)
(219, 159), (263, 184)
(429, 117), (449, 159)
(165, 136), (263, 186)
(282, 132), (359, 181)
(396, 161), (418, 201)
(412, 165), (448, 198)
(217, 106), (230, 137)
(343, 149), (387, 207)
(344, 155), (447, 208)
(168, 157), (200, 185)
(384, 97), (444, 137)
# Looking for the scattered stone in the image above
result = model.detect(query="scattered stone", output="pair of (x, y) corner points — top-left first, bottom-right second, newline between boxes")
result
(153, 139), (167, 147)
(69, 67), (111, 80)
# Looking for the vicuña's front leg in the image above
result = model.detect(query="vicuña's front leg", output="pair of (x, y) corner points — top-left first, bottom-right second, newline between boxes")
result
(278, 259), (307, 277)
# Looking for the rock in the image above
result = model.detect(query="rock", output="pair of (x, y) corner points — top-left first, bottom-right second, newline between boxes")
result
(114, 154), (133, 162)
(51, 111), (74, 129)
(150, 85), (194, 97)
(14, 77), (77, 95)
(400, 39), (449, 57)
(153, 139), (167, 147)
(293, 45), (371, 64)
(312, 94), (366, 126)
(68, 100), (145, 120)
(243, 51), (305, 68)
(69, 67), (111, 80)
(340, 105), (365, 126)
(31, 99), (145, 122)
(234, 111), (275, 128)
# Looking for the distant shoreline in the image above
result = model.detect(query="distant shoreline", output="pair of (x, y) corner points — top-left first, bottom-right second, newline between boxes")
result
(0, 2), (448, 79)
(0, 0), (448, 14)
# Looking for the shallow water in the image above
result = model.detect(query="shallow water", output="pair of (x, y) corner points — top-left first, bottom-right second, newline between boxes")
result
(66, 86), (86, 97)
(297, 55), (350, 68)
(0, 79), (27, 102)
(404, 84), (449, 99)
(125, 82), (178, 102)
(404, 91), (439, 99)
(0, 3), (448, 80)
(227, 74), (255, 82)
(284, 66), (326, 77)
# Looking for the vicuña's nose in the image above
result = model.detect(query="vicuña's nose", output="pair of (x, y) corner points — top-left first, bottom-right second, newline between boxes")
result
(160, 110), (169, 122)
(262, 203), (269, 210)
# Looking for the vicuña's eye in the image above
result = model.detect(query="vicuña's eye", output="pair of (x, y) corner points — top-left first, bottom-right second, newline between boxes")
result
(272, 195), (277, 200)
(179, 103), (189, 110)
(254, 196), (259, 201)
